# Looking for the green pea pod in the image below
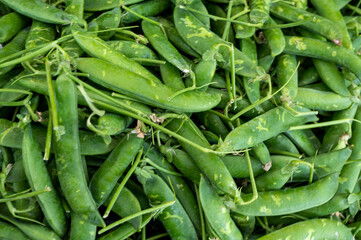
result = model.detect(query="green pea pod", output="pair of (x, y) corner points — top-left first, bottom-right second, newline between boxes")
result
(218, 106), (318, 152)
(232, 6), (255, 39)
(64, 0), (84, 19)
(166, 118), (237, 196)
(207, 4), (235, 42)
(107, 40), (159, 66)
(54, 74), (104, 227)
(250, 0), (271, 25)
(174, 5), (265, 78)
(200, 176), (243, 240)
(121, 0), (170, 24)
(258, 55), (275, 73)
(264, 134), (300, 155)
(277, 54), (298, 101)
(270, 2), (342, 42)
(221, 154), (265, 179)
(284, 36), (361, 79)
(231, 213), (255, 239)
(93, 7), (121, 40)
(22, 125), (67, 237)
(290, 0), (307, 9)
(295, 88), (353, 111)
(252, 142), (271, 167)
(97, 113), (133, 136)
(285, 129), (320, 157)
(263, 17), (285, 57)
(84, 0), (144, 11)
(26, 20), (55, 49)
(0, 12), (27, 44)
(196, 111), (228, 139)
(298, 66), (319, 86)
(160, 61), (185, 89)
(334, 0), (351, 9)
(258, 218), (353, 240)
(188, 0), (210, 29)
(233, 173), (338, 216)
(0, 0), (82, 25)
(194, 58), (217, 91)
(69, 212), (96, 240)
(137, 171), (198, 240)
(0, 220), (29, 240)
(76, 58), (221, 112)
(89, 133), (143, 206)
(0, 213), (61, 240)
(142, 18), (192, 74)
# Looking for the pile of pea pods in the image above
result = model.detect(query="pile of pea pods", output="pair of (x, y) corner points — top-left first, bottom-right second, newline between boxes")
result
(1, 0), (361, 239)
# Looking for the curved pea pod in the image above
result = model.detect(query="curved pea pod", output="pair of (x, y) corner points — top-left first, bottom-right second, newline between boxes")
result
(263, 17), (285, 57)
(69, 212), (96, 240)
(104, 186), (142, 230)
(93, 7), (121, 40)
(137, 171), (198, 240)
(0, 220), (29, 240)
(107, 40), (158, 66)
(218, 106), (318, 152)
(264, 134), (300, 155)
(89, 133), (143, 206)
(298, 66), (319, 86)
(250, 0), (271, 25)
(270, 2), (342, 42)
(54, 74), (104, 227)
(221, 155), (265, 179)
(22, 125), (67, 237)
(200, 176), (243, 240)
(295, 88), (354, 111)
(285, 129), (320, 157)
(258, 218), (353, 240)
(232, 6), (255, 39)
(166, 118), (237, 196)
(196, 111), (228, 139)
(277, 54), (298, 100)
(0, 12), (27, 44)
(244, 161), (299, 193)
(0, 213), (61, 240)
(142, 18), (192, 74)
(160, 61), (185, 89)
(0, 0), (82, 25)
(232, 173), (339, 216)
(76, 58), (221, 112)
(0, 119), (118, 155)
(283, 36), (361, 79)
(144, 144), (201, 233)
(121, 0), (170, 24)
(174, 6), (265, 79)
(97, 113), (133, 136)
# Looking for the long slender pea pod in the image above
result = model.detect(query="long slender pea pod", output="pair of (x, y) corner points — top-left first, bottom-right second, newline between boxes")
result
(270, 2), (342, 42)
(142, 18), (192, 74)
(285, 129), (320, 157)
(258, 218), (353, 240)
(121, 0), (170, 24)
(93, 7), (121, 40)
(22, 125), (67, 237)
(144, 144), (201, 233)
(200, 176), (243, 240)
(0, 28), (28, 75)
(166, 118), (237, 196)
(160, 61), (185, 89)
(0, 0), (82, 25)
(338, 105), (361, 194)
(218, 106), (318, 152)
(137, 171), (198, 240)
(84, 0), (144, 11)
(0, 213), (61, 240)
(298, 66), (319, 86)
(277, 54), (298, 101)
(89, 133), (143, 206)
(321, 103), (358, 152)
(284, 36), (361, 79)
(0, 220), (29, 240)
(54, 74), (104, 227)
(264, 134), (300, 155)
(196, 111), (228, 139)
(250, 0), (271, 25)
(232, 173), (339, 216)
(295, 88), (353, 111)
(0, 119), (118, 155)
(221, 155), (265, 179)
(232, 6), (255, 39)
(0, 12), (27, 44)
(310, 0), (352, 49)
(76, 58), (221, 112)
(107, 40), (159, 66)
(174, 6), (265, 78)
(69, 212), (96, 240)
(263, 17), (285, 57)
(25, 20), (55, 49)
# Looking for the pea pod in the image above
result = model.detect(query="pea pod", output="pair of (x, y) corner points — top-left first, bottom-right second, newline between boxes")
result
(64, 0), (84, 19)
(160, 61), (185, 89)
(54, 74), (104, 227)
(0, 12), (27, 44)
(285, 129), (320, 157)
(22, 125), (67, 237)
(221, 155), (265, 179)
(120, 0), (170, 24)
(250, 0), (271, 25)
(232, 173), (339, 216)
(84, 0), (144, 11)
(232, 6), (255, 39)
(26, 20), (56, 49)
(264, 134), (300, 155)
(298, 66), (319, 86)
(69, 212), (96, 240)
(218, 106), (318, 152)
(93, 7), (121, 40)
(76, 57), (221, 112)
(263, 17), (285, 57)
(277, 54), (298, 100)
(0, 220), (29, 240)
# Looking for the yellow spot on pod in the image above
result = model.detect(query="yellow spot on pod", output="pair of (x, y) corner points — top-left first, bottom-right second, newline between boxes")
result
(271, 194), (281, 206)
(180, 16), (197, 29)
(305, 229), (315, 240)
(187, 28), (213, 39)
(259, 206), (272, 214)
(332, 51), (337, 57)
(214, 174), (218, 181)
(155, 95), (159, 100)
(102, 71), (106, 78)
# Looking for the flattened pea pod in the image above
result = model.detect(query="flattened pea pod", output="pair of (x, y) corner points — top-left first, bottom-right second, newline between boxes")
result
(258, 218), (353, 240)
(199, 176), (243, 240)
(54, 74), (104, 227)
(233, 173), (339, 216)
(218, 106), (318, 152)
(22, 125), (67, 237)
(0, 12), (27, 44)
(76, 58), (221, 113)
(174, 6), (265, 78)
